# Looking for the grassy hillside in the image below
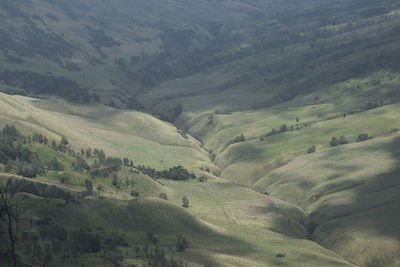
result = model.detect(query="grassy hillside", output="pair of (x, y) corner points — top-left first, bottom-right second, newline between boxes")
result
(181, 85), (400, 265)
(0, 94), (356, 266)
(1, 174), (354, 266)
(0, 92), (214, 171)
(2, 0), (400, 114)
(2, 0), (400, 266)
(183, 85), (400, 183)
(254, 135), (400, 266)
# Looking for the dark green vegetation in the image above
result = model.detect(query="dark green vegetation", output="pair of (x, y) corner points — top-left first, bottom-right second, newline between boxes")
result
(0, 95), (358, 266)
(1, 0), (400, 113)
(0, 125), (201, 266)
(1, 0), (400, 266)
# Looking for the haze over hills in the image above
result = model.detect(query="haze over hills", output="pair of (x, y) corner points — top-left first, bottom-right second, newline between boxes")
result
(0, 0), (400, 266)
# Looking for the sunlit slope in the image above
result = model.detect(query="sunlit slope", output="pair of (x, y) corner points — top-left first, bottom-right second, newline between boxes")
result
(254, 135), (400, 266)
(0, 147), (355, 266)
(0, 92), (215, 170)
(186, 102), (400, 186)
(3, 173), (355, 267)
(160, 178), (356, 267)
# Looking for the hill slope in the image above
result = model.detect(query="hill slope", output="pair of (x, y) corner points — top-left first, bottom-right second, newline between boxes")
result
(1, 0), (400, 114)
(0, 93), (356, 266)
(256, 135), (400, 266)
(0, 92), (214, 171)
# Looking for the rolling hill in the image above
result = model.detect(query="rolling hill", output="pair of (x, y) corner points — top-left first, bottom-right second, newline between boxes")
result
(1, 0), (400, 266)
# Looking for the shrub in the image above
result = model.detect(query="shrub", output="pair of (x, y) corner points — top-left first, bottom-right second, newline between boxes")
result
(307, 145), (316, 154)
(198, 176), (208, 182)
(159, 192), (168, 200)
(130, 190), (139, 197)
(279, 124), (288, 133)
(47, 157), (64, 171)
(84, 179), (93, 192)
(182, 196), (189, 208)
(357, 133), (369, 142)
(176, 235), (189, 252)
(330, 137), (338, 147)
(112, 173), (119, 187)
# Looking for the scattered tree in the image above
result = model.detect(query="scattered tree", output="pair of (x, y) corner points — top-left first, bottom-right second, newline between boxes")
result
(176, 235), (189, 252)
(84, 179), (93, 192)
(279, 124), (288, 133)
(97, 184), (105, 195)
(330, 137), (338, 147)
(112, 173), (118, 187)
(159, 193), (168, 200)
(130, 190), (139, 197)
(0, 179), (21, 267)
(307, 145), (316, 154)
(47, 157), (64, 171)
(357, 133), (370, 142)
(60, 137), (69, 147)
(182, 196), (189, 208)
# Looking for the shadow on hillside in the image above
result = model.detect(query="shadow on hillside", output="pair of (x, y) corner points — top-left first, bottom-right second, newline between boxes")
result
(309, 136), (400, 234)
(37, 196), (258, 260)
(305, 135), (400, 264)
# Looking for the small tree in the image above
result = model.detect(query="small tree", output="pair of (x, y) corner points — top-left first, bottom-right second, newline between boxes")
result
(84, 179), (93, 192)
(60, 137), (69, 147)
(182, 196), (189, 208)
(307, 145), (316, 154)
(112, 173), (118, 187)
(159, 193), (168, 200)
(47, 157), (64, 171)
(51, 140), (57, 150)
(97, 184), (105, 195)
(130, 190), (139, 198)
(85, 148), (92, 158)
(0, 179), (21, 267)
(279, 124), (288, 133)
(330, 137), (338, 147)
(176, 235), (189, 252)
(5, 159), (14, 172)
(357, 133), (369, 142)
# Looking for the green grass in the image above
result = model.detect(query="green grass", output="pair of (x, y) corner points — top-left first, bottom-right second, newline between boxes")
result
(253, 134), (400, 266)
(155, 178), (353, 266)
(1, 91), (399, 266)
(0, 92), (356, 266)
(185, 101), (400, 186)
(0, 92), (214, 171)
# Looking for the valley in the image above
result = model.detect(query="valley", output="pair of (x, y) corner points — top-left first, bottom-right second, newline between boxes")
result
(1, 90), (399, 266)
(1, 0), (400, 266)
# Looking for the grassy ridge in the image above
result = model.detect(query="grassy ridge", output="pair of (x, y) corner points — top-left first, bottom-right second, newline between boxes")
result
(185, 100), (400, 186)
(0, 92), (214, 171)
(253, 135), (400, 266)
(0, 93), (356, 266)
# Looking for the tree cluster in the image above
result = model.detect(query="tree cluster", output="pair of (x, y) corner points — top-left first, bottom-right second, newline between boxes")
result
(133, 244), (187, 267)
(136, 165), (195, 181)
(0, 125), (44, 178)
(330, 136), (348, 147)
(226, 134), (245, 147)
